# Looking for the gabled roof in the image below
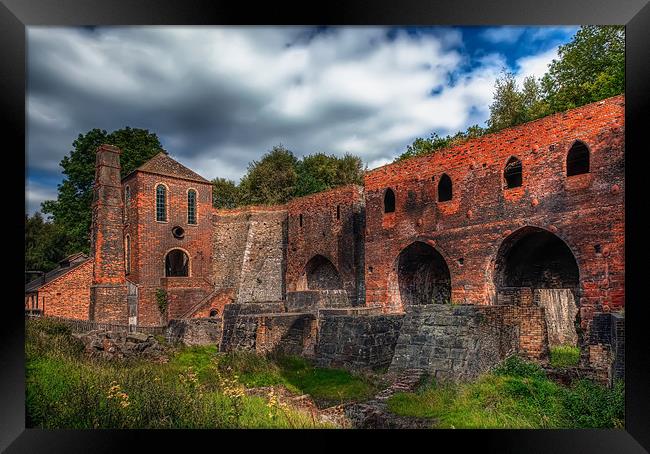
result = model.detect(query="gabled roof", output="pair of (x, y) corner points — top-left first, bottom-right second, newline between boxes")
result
(25, 253), (90, 293)
(123, 151), (210, 184)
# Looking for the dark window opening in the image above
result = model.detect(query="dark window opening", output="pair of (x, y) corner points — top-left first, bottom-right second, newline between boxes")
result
(156, 185), (167, 222)
(567, 141), (590, 176)
(172, 226), (185, 239)
(594, 244), (602, 254)
(384, 188), (395, 213)
(396, 241), (451, 306)
(165, 249), (189, 277)
(504, 157), (523, 188)
(187, 189), (197, 224)
(124, 186), (130, 222)
(299, 214), (303, 227)
(336, 205), (340, 220)
(438, 174), (452, 202)
(209, 309), (218, 317)
(304, 255), (343, 290)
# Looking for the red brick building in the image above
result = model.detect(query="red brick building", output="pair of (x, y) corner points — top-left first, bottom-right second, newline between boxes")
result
(25, 95), (625, 368)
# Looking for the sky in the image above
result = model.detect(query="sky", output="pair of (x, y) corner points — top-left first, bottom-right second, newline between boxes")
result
(26, 25), (579, 216)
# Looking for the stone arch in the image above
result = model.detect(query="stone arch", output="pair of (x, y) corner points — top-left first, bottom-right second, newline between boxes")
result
(300, 254), (343, 290)
(493, 226), (580, 346)
(165, 248), (190, 277)
(389, 241), (451, 311)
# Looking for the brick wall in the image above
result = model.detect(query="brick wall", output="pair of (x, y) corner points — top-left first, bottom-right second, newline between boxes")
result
(362, 96), (624, 338)
(286, 185), (365, 306)
(38, 260), (93, 320)
(122, 169), (213, 326)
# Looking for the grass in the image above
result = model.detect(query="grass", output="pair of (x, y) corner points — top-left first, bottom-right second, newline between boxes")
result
(386, 356), (624, 429)
(25, 318), (375, 429)
(549, 345), (581, 368)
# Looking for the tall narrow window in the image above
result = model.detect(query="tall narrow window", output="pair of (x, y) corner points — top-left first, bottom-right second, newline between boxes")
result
(125, 235), (131, 274)
(567, 141), (590, 176)
(299, 214), (303, 227)
(187, 189), (197, 224)
(124, 186), (130, 222)
(336, 205), (341, 220)
(384, 188), (395, 213)
(504, 157), (523, 188)
(156, 184), (167, 222)
(438, 174), (452, 202)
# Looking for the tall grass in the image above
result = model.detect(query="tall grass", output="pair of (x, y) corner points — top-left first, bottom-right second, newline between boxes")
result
(549, 345), (581, 368)
(387, 356), (624, 429)
(25, 318), (377, 428)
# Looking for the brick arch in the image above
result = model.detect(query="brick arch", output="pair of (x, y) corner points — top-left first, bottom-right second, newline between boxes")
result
(387, 240), (451, 312)
(489, 226), (581, 346)
(566, 139), (591, 176)
(297, 254), (343, 290)
(163, 247), (191, 277)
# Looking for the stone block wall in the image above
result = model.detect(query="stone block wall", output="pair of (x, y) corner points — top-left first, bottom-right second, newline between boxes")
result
(212, 207), (287, 304)
(285, 290), (350, 312)
(316, 314), (404, 370)
(389, 305), (547, 381)
(166, 317), (223, 346)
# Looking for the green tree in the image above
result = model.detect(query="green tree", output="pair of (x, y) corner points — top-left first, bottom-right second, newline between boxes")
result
(294, 152), (364, 197)
(541, 25), (624, 112)
(41, 127), (162, 255)
(25, 212), (70, 280)
(211, 177), (241, 209)
(239, 145), (298, 206)
(395, 125), (486, 162)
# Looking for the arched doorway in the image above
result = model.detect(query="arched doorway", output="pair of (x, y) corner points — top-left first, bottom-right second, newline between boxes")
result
(303, 255), (343, 290)
(494, 227), (580, 346)
(393, 241), (451, 309)
(165, 249), (189, 277)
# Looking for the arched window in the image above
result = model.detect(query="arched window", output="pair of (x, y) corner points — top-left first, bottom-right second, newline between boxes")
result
(336, 204), (341, 220)
(567, 141), (590, 176)
(156, 184), (167, 222)
(384, 188), (395, 213)
(187, 189), (197, 225)
(438, 174), (452, 202)
(125, 235), (131, 274)
(299, 214), (303, 227)
(504, 157), (523, 188)
(124, 186), (130, 222)
(165, 249), (189, 277)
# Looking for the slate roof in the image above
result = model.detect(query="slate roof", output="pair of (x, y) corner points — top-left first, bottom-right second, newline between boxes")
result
(123, 151), (210, 184)
(25, 253), (90, 293)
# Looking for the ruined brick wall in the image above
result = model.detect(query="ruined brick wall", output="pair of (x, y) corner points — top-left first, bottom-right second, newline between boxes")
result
(363, 95), (625, 340)
(286, 185), (365, 306)
(122, 171), (213, 325)
(37, 260), (93, 320)
(211, 207), (287, 304)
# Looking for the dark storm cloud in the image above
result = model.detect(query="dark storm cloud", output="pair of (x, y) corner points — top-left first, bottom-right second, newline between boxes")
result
(26, 26), (572, 214)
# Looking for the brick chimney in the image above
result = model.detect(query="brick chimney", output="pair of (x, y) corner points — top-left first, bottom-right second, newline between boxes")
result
(89, 144), (128, 324)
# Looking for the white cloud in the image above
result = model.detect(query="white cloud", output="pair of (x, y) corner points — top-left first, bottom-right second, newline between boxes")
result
(25, 180), (58, 216)
(514, 47), (559, 85)
(481, 27), (527, 44)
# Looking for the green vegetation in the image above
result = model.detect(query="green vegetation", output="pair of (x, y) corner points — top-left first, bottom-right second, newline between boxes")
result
(549, 345), (581, 368)
(386, 356), (624, 429)
(26, 318), (375, 429)
(212, 146), (365, 209)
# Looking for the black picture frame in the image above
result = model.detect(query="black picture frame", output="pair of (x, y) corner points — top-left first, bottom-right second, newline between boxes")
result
(3, 0), (649, 451)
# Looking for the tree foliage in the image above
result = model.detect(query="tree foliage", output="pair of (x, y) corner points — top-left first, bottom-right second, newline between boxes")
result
(213, 146), (365, 208)
(25, 212), (70, 280)
(40, 127), (162, 256)
(541, 25), (624, 112)
(396, 25), (624, 163)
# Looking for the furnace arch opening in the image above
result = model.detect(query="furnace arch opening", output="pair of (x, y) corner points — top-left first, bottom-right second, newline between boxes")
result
(302, 254), (343, 290)
(393, 241), (451, 310)
(493, 227), (580, 346)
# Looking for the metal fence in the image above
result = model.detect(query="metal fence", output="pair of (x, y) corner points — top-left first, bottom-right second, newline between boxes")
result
(29, 315), (167, 335)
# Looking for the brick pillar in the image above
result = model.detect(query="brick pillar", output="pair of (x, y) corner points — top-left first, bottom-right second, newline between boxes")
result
(89, 144), (128, 324)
